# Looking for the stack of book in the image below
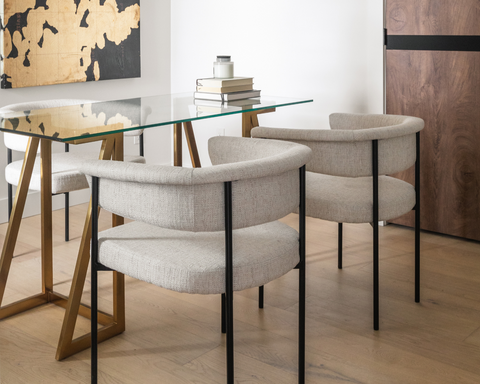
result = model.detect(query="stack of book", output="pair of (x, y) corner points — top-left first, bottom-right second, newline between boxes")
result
(194, 77), (260, 102)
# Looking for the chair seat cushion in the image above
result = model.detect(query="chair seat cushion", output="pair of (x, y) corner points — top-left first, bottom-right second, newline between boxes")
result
(98, 220), (299, 294)
(5, 153), (145, 194)
(305, 172), (415, 223)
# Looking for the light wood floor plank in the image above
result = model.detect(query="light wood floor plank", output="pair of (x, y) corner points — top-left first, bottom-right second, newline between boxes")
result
(0, 204), (479, 383)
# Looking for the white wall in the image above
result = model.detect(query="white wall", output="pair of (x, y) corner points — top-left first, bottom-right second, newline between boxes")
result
(171, 0), (384, 166)
(0, 1), (385, 223)
(0, 1), (171, 223)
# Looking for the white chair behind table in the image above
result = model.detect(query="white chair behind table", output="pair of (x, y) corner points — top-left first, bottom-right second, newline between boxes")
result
(82, 136), (311, 383)
(2, 99), (145, 241)
(252, 113), (424, 330)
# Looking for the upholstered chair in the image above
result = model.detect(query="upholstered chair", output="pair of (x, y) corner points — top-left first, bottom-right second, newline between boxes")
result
(81, 136), (311, 384)
(2, 99), (145, 241)
(252, 113), (424, 330)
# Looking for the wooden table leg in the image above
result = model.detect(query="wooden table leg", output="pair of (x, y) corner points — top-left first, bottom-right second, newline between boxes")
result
(0, 138), (45, 318)
(111, 134), (126, 331)
(40, 140), (53, 294)
(174, 123), (182, 166)
(0, 131), (127, 360)
(179, 110), (273, 169)
(242, 108), (276, 137)
(56, 134), (124, 360)
(183, 121), (201, 168)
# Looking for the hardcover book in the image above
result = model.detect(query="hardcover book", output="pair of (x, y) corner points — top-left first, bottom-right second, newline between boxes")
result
(194, 89), (261, 102)
(196, 77), (253, 88)
(196, 84), (253, 93)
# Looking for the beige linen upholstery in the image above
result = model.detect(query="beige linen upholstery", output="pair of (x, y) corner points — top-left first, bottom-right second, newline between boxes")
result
(82, 136), (310, 232)
(251, 113), (424, 330)
(86, 136), (311, 382)
(306, 174), (415, 223)
(5, 153), (145, 194)
(251, 113), (424, 223)
(96, 220), (299, 294)
(252, 113), (423, 177)
(80, 136), (311, 293)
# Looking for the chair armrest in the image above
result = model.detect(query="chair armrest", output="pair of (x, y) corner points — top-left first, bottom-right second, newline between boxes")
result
(251, 127), (343, 142)
(208, 135), (311, 167)
(79, 137), (312, 233)
(81, 137), (311, 186)
(252, 117), (423, 142)
(329, 113), (424, 134)
(251, 119), (423, 177)
(79, 160), (193, 185)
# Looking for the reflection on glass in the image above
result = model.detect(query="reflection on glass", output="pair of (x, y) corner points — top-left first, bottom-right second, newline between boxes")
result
(0, 94), (312, 142)
(194, 98), (262, 117)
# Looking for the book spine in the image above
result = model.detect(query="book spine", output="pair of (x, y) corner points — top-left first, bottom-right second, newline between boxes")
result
(196, 78), (253, 87)
(194, 92), (222, 101)
(196, 85), (253, 93)
(194, 90), (260, 101)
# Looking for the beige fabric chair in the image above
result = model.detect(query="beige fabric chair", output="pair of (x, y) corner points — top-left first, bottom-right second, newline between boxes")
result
(2, 99), (145, 241)
(82, 136), (311, 383)
(252, 113), (424, 330)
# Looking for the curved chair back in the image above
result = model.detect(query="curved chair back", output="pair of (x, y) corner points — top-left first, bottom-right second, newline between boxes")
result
(1, 99), (96, 152)
(88, 99), (146, 137)
(252, 113), (425, 331)
(1, 99), (145, 150)
(80, 136), (311, 232)
(252, 113), (424, 177)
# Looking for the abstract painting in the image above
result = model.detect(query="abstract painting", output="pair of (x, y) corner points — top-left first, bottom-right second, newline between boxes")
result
(0, 0), (140, 89)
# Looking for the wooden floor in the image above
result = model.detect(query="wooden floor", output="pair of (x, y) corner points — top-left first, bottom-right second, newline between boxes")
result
(1, 203), (480, 383)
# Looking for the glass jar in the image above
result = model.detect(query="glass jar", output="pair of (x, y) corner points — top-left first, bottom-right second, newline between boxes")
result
(213, 56), (234, 78)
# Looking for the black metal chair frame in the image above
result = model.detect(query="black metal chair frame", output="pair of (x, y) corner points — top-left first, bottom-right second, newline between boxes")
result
(6, 134), (144, 242)
(336, 132), (421, 330)
(90, 165), (306, 384)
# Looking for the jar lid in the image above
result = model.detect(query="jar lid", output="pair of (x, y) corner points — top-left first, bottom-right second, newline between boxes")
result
(216, 55), (231, 62)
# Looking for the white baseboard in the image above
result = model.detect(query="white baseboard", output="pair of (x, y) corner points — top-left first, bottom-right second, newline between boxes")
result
(0, 189), (91, 224)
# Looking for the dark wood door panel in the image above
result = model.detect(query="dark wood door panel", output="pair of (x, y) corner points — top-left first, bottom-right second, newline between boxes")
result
(386, 50), (480, 240)
(386, 0), (480, 35)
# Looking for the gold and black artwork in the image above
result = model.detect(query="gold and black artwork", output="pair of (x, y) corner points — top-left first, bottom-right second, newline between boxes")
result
(0, 0), (140, 89)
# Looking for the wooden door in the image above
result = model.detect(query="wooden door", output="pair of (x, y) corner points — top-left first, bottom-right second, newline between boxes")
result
(385, 1), (480, 240)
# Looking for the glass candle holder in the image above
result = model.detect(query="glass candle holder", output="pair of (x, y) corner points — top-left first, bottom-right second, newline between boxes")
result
(213, 56), (234, 78)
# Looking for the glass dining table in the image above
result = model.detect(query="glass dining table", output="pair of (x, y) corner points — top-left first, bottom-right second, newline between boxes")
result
(0, 93), (313, 360)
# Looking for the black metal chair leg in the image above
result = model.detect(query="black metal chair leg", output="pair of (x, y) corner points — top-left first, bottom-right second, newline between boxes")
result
(415, 131), (421, 303)
(140, 133), (144, 157)
(299, 262), (306, 384)
(224, 181), (234, 383)
(373, 219), (379, 331)
(65, 192), (69, 242)
(338, 222), (343, 269)
(221, 293), (226, 334)
(372, 140), (379, 331)
(226, 288), (234, 384)
(7, 148), (13, 220)
(7, 183), (13, 220)
(258, 285), (264, 309)
(415, 208), (420, 303)
(91, 258), (98, 384)
(299, 165), (306, 383)
(91, 177), (99, 384)
(63, 143), (70, 242)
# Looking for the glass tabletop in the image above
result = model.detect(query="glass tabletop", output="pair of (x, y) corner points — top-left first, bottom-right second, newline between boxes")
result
(0, 93), (313, 142)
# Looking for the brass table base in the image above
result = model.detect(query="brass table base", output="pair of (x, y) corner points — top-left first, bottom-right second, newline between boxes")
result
(0, 133), (126, 361)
